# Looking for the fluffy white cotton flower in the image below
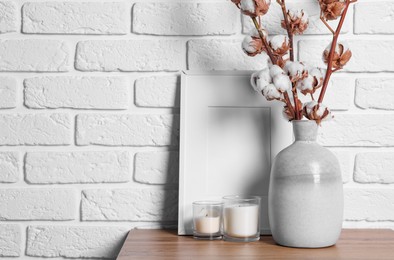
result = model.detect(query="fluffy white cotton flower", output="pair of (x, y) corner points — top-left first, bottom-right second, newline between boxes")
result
(270, 35), (289, 50)
(303, 101), (332, 123)
(262, 83), (282, 101)
(269, 65), (284, 78)
(242, 35), (264, 56)
(273, 74), (292, 92)
(250, 68), (272, 92)
(284, 61), (307, 82)
(240, 0), (255, 13)
(296, 75), (314, 93)
(288, 9), (309, 23)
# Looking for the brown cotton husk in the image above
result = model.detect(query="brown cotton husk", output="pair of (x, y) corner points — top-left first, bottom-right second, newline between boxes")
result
(242, 0), (271, 17)
(281, 10), (309, 35)
(319, 0), (345, 20)
(323, 43), (352, 69)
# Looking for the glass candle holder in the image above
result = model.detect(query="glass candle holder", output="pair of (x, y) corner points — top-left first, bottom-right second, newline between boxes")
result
(222, 195), (261, 242)
(193, 201), (223, 240)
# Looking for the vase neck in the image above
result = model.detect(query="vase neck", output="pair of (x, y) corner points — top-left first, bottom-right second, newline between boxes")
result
(293, 120), (318, 142)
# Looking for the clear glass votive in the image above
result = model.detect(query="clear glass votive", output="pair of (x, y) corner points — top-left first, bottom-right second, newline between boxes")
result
(222, 195), (261, 242)
(193, 201), (223, 240)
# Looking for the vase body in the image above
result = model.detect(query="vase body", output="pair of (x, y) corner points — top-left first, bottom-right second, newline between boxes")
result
(268, 120), (343, 248)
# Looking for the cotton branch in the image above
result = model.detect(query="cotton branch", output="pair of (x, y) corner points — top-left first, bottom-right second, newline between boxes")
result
(277, 0), (294, 61)
(318, 0), (354, 103)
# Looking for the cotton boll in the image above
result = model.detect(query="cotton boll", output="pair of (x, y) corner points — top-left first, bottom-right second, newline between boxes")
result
(262, 83), (282, 101)
(296, 75), (314, 94)
(303, 101), (332, 124)
(240, 0), (255, 13)
(284, 61), (306, 82)
(250, 69), (271, 92)
(273, 74), (292, 92)
(242, 35), (263, 56)
(269, 35), (290, 56)
(269, 65), (284, 78)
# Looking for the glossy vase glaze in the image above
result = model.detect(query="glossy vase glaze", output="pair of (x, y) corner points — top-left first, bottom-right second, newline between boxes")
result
(268, 120), (343, 248)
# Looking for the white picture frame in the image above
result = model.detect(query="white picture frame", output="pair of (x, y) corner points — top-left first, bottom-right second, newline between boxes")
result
(178, 71), (292, 235)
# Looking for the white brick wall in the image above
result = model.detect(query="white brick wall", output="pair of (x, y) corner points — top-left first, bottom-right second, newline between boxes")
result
(0, 0), (392, 258)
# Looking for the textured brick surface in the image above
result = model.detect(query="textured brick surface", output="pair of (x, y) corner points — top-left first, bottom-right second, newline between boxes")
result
(0, 1), (393, 258)
(0, 152), (20, 183)
(355, 2), (394, 34)
(319, 114), (394, 146)
(0, 1), (16, 33)
(0, 114), (71, 145)
(0, 224), (21, 256)
(188, 39), (269, 70)
(0, 189), (76, 220)
(0, 77), (16, 108)
(135, 76), (180, 108)
(81, 189), (178, 221)
(24, 76), (129, 109)
(0, 40), (69, 72)
(299, 40), (394, 72)
(345, 188), (394, 221)
(135, 151), (179, 184)
(22, 2), (127, 34)
(25, 151), (131, 184)
(356, 78), (394, 110)
(354, 153), (394, 184)
(76, 40), (185, 72)
(133, 2), (237, 35)
(27, 226), (128, 258)
(76, 114), (179, 146)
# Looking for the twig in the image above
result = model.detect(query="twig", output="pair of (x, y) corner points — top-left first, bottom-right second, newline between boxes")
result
(278, 0), (294, 61)
(318, 0), (353, 103)
(283, 92), (295, 119)
(310, 93), (315, 101)
(320, 12), (335, 34)
(251, 17), (278, 65)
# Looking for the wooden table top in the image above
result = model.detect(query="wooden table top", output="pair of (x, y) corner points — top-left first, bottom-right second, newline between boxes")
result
(117, 229), (394, 260)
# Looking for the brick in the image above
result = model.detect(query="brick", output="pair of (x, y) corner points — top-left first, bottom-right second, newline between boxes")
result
(0, 1), (17, 33)
(345, 188), (394, 221)
(355, 78), (394, 110)
(0, 114), (71, 145)
(81, 189), (178, 221)
(135, 76), (179, 108)
(188, 39), (269, 70)
(133, 2), (237, 35)
(243, 1), (349, 35)
(24, 76), (129, 109)
(0, 189), (76, 220)
(0, 77), (16, 108)
(25, 151), (130, 184)
(76, 114), (179, 146)
(75, 40), (184, 72)
(319, 114), (394, 147)
(299, 40), (394, 72)
(22, 2), (127, 34)
(27, 226), (128, 258)
(300, 78), (352, 110)
(0, 224), (21, 256)
(330, 150), (352, 183)
(354, 2), (394, 34)
(0, 40), (69, 72)
(135, 151), (179, 184)
(0, 152), (19, 183)
(354, 153), (394, 184)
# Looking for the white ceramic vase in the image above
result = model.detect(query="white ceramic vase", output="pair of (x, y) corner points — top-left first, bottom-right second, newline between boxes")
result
(268, 120), (343, 248)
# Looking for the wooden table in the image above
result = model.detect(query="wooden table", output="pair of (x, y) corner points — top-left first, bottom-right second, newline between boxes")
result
(117, 229), (394, 259)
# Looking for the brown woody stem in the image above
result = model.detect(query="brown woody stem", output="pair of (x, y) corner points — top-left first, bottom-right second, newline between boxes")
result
(278, 0), (294, 61)
(318, 0), (353, 104)
(251, 17), (278, 65)
(283, 92), (295, 118)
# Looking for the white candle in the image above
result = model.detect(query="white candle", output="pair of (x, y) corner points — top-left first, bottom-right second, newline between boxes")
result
(195, 216), (220, 234)
(224, 204), (259, 238)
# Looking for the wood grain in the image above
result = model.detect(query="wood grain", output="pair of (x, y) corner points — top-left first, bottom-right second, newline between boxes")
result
(117, 229), (394, 260)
